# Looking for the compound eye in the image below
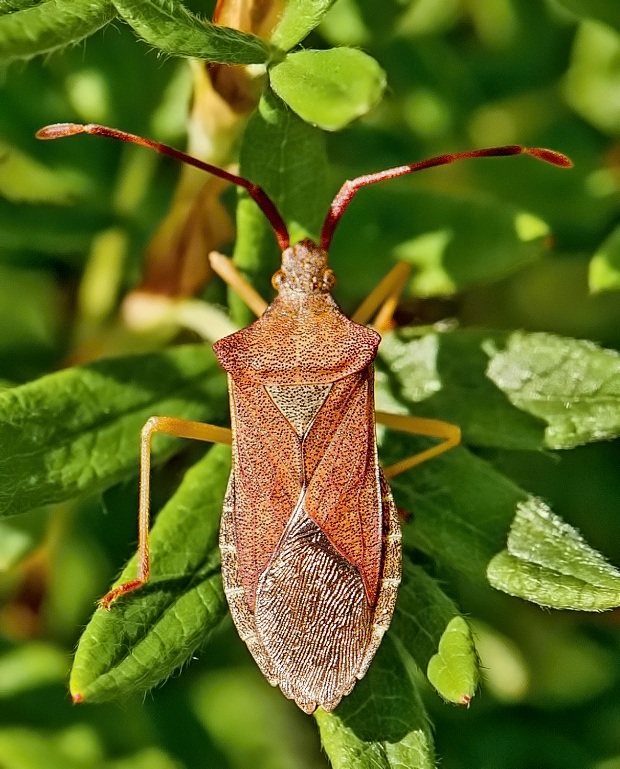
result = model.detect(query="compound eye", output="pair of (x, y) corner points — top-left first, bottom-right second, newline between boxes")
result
(272, 269), (286, 291)
(322, 269), (336, 290)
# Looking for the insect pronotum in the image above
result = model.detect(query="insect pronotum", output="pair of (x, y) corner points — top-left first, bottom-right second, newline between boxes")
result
(38, 123), (571, 713)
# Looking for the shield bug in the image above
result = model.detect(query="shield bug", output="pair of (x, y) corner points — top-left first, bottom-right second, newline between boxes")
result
(38, 122), (571, 712)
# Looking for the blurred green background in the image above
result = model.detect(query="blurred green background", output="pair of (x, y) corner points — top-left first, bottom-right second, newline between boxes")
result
(1, 0), (620, 767)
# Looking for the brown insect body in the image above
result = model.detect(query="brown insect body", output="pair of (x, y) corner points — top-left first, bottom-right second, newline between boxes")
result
(215, 240), (401, 712)
(36, 122), (571, 714)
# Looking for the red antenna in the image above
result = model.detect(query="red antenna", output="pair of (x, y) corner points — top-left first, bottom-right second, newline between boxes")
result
(320, 145), (572, 250)
(36, 123), (291, 251)
(38, 124), (572, 255)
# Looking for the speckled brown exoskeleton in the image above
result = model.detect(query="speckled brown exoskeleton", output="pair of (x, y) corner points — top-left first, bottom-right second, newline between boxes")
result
(38, 122), (571, 712)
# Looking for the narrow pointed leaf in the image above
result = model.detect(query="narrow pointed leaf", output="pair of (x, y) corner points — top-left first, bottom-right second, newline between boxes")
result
(589, 224), (620, 293)
(271, 0), (339, 50)
(487, 497), (620, 610)
(0, 345), (227, 516)
(71, 445), (230, 702)
(392, 559), (478, 704)
(315, 635), (434, 769)
(111, 0), (272, 63)
(0, 0), (115, 66)
(269, 48), (386, 130)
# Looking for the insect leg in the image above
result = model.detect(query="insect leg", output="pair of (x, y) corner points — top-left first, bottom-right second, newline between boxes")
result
(209, 251), (268, 318)
(351, 262), (411, 332)
(99, 417), (232, 609)
(376, 411), (461, 479)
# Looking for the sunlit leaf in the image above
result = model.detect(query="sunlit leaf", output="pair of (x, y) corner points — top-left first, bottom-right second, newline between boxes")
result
(270, 0), (339, 50)
(0, 345), (227, 516)
(316, 636), (434, 769)
(331, 187), (553, 306)
(392, 559), (478, 704)
(0, 0), (115, 66)
(564, 20), (620, 135)
(111, 0), (272, 63)
(589, 224), (620, 293)
(71, 445), (230, 701)
(269, 48), (385, 131)
(488, 497), (620, 610)
(486, 331), (620, 449)
(377, 328), (546, 451)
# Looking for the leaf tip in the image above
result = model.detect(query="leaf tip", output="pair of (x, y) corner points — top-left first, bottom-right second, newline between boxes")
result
(72, 691), (85, 704)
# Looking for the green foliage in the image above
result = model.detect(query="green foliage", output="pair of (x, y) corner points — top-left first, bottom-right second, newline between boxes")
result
(269, 48), (386, 130)
(110, 0), (273, 63)
(0, 0), (114, 66)
(1, 2), (620, 769)
(71, 445), (230, 701)
(0, 346), (227, 516)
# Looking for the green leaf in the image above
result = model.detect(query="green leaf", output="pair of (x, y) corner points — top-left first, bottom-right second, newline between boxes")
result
(111, 0), (272, 63)
(395, 209), (549, 297)
(392, 559), (478, 704)
(0, 198), (113, 265)
(0, 508), (46, 571)
(486, 331), (620, 449)
(564, 20), (620, 135)
(487, 496), (620, 610)
(0, 0), (41, 15)
(385, 444), (526, 581)
(0, 643), (68, 697)
(377, 328), (546, 451)
(331, 187), (552, 305)
(269, 48), (386, 131)
(0, 726), (180, 769)
(0, 264), (64, 382)
(70, 445), (230, 702)
(589, 225), (620, 293)
(0, 345), (227, 516)
(554, 0), (620, 33)
(271, 0), (340, 50)
(0, 141), (89, 204)
(316, 635), (434, 769)
(378, 328), (620, 452)
(0, 728), (98, 769)
(0, 0), (115, 66)
(426, 617), (478, 705)
(193, 667), (317, 769)
(230, 88), (329, 325)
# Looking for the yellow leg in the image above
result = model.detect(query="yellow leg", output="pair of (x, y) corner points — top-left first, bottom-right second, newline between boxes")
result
(376, 411), (461, 479)
(209, 251), (268, 318)
(100, 417), (232, 609)
(351, 262), (411, 332)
